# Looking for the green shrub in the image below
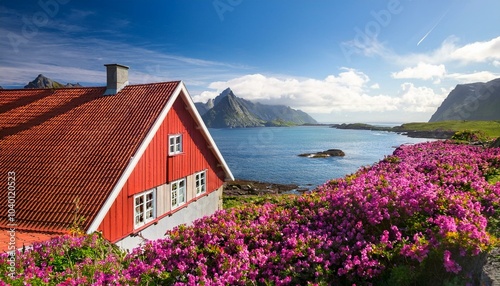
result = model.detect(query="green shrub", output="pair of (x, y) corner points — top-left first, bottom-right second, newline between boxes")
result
(451, 130), (488, 142)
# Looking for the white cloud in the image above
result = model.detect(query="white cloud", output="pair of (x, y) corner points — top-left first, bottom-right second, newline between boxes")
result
(397, 83), (449, 112)
(394, 36), (500, 66)
(370, 83), (380, 89)
(194, 70), (453, 116)
(448, 36), (500, 64)
(446, 71), (499, 83)
(392, 62), (446, 81)
(391, 62), (499, 85)
(194, 69), (400, 114)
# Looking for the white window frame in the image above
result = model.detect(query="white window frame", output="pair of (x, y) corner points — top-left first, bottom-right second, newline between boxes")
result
(168, 134), (183, 156)
(134, 189), (155, 229)
(171, 178), (186, 209)
(195, 170), (206, 195)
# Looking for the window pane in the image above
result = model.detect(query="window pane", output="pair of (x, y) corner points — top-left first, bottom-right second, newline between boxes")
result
(134, 190), (156, 227)
(135, 214), (142, 224)
(179, 181), (185, 203)
(169, 135), (182, 154)
(171, 189), (177, 206)
(196, 172), (206, 195)
(179, 190), (184, 203)
(135, 196), (143, 205)
(135, 193), (144, 225)
(176, 136), (182, 152)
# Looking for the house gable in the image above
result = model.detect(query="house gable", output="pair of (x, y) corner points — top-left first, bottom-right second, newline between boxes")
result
(93, 83), (233, 242)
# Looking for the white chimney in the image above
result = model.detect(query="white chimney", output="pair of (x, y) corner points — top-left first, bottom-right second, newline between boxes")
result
(103, 64), (129, 95)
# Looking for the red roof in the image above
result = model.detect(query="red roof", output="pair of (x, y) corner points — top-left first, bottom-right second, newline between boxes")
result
(0, 82), (181, 238)
(0, 230), (57, 251)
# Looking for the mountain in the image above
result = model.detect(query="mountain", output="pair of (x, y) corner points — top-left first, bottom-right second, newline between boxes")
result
(198, 88), (318, 128)
(194, 98), (214, 116)
(24, 74), (82, 89)
(429, 78), (500, 122)
(202, 90), (265, 128)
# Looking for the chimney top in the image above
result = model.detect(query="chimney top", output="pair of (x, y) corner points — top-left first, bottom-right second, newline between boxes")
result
(103, 64), (129, 95)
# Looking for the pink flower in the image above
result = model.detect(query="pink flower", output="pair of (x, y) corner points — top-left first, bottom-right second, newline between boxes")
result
(443, 250), (462, 274)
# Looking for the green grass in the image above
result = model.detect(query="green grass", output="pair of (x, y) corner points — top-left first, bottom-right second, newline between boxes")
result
(223, 194), (294, 209)
(398, 120), (500, 138)
(265, 119), (297, 127)
(487, 170), (500, 185)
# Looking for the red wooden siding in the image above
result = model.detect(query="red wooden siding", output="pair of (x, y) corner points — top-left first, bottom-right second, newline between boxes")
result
(165, 93), (226, 192)
(98, 91), (226, 242)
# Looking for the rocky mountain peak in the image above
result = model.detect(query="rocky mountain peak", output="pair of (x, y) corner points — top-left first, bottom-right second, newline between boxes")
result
(214, 87), (235, 106)
(197, 87), (318, 128)
(24, 74), (82, 89)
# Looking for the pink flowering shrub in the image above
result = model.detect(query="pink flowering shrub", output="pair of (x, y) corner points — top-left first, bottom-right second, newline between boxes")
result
(0, 232), (126, 285)
(1, 141), (500, 285)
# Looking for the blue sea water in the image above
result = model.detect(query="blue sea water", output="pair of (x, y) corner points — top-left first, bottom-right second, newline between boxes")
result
(209, 126), (434, 189)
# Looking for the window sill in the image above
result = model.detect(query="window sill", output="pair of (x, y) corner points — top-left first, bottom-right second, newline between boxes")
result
(170, 203), (187, 213)
(132, 219), (156, 234)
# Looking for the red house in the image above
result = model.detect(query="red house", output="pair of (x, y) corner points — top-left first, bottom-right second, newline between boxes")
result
(0, 64), (233, 250)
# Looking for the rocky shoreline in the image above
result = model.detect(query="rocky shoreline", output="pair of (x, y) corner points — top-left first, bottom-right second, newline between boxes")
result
(224, 179), (307, 196)
(332, 123), (456, 139)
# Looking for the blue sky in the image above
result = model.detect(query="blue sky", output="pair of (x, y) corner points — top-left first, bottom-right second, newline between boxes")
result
(1, 0), (499, 123)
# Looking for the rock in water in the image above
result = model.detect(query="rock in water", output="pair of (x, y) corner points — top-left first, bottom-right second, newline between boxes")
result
(298, 149), (345, 158)
(323, 149), (345, 156)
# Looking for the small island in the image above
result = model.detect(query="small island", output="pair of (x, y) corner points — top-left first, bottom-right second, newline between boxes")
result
(298, 149), (345, 158)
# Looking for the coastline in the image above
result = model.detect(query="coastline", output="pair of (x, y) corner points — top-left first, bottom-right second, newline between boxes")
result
(329, 121), (500, 140)
(224, 179), (302, 196)
(331, 123), (455, 139)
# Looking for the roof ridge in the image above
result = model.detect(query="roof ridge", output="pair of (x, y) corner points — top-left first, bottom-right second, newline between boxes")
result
(0, 81), (182, 92)
(0, 86), (106, 91)
(124, 80), (182, 87)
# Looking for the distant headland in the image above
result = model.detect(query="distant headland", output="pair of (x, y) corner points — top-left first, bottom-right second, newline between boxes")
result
(331, 121), (500, 140)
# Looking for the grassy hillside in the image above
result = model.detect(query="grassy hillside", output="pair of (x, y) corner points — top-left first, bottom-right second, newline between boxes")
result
(399, 120), (500, 138)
